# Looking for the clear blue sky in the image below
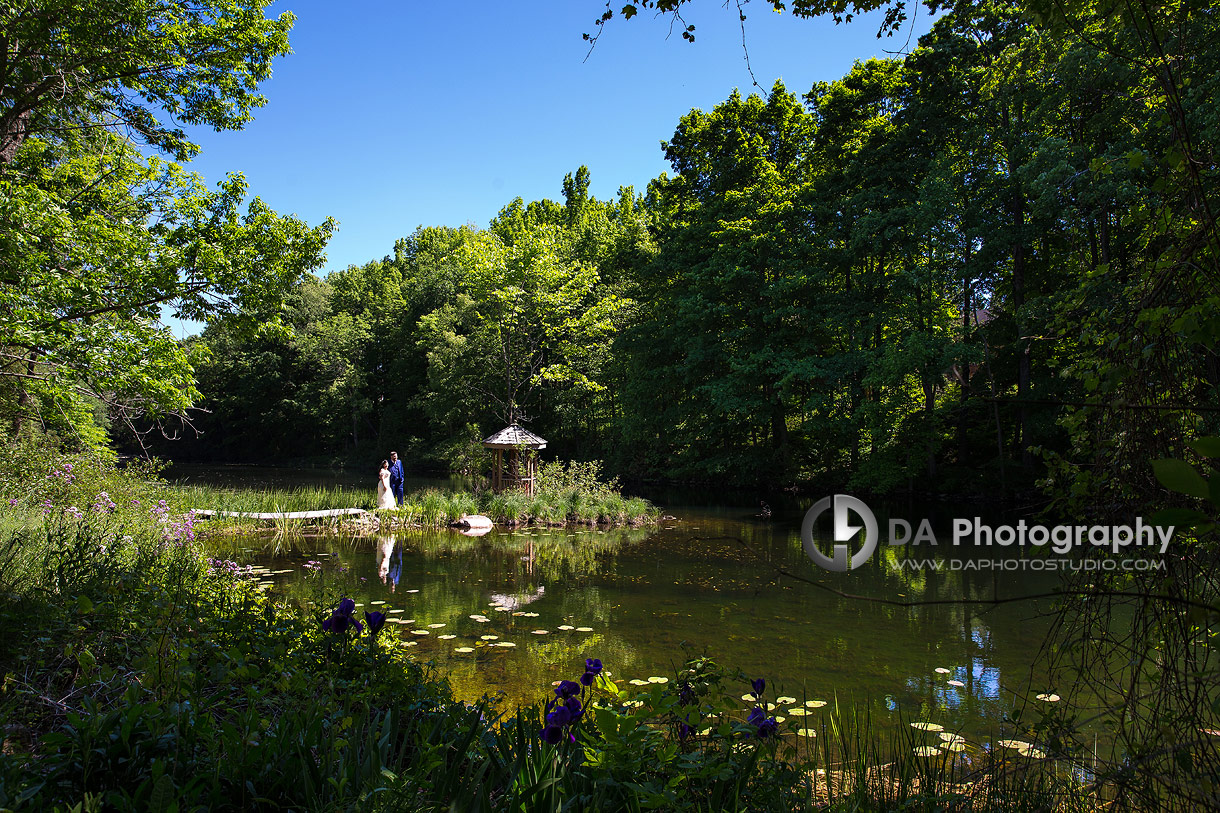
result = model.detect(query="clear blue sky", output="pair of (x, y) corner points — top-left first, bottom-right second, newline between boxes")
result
(171, 1), (935, 335)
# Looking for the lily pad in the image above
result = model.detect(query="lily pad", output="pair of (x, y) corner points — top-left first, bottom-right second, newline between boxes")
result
(938, 733), (965, 743)
(913, 746), (942, 757)
(438, 634), (456, 640)
(742, 694), (758, 702)
(454, 647), (474, 653)
(406, 589), (419, 593)
(788, 708), (809, 716)
(1035, 693), (1060, 702)
(805, 700), (827, 708)
(796, 728), (817, 737)
(1018, 746), (1047, 759)
(629, 679), (649, 686)
(947, 680), (965, 687)
(575, 626), (593, 632)
(996, 739), (1031, 750)
(647, 676), (668, 683)
(388, 609), (405, 614)
(411, 630), (429, 635)
(940, 742), (967, 752)
(403, 641), (417, 647)
(496, 641), (517, 647)
(934, 667), (951, 674)
(776, 696), (797, 705)
(480, 635), (499, 640)
(428, 623), (446, 628)
(369, 600), (386, 605)
(910, 722), (945, 732)
(558, 625), (574, 630)
(531, 629), (549, 635)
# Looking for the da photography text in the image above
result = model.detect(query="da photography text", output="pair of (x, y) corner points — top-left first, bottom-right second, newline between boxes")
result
(801, 494), (1174, 572)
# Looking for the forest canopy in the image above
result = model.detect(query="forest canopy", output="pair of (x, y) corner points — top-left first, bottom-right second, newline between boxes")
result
(0, 0), (335, 447)
(165, 0), (1219, 511)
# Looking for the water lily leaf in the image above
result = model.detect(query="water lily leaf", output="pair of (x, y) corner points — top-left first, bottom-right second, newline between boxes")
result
(647, 676), (668, 683)
(947, 680), (965, 687)
(805, 700), (827, 708)
(776, 696), (797, 704)
(996, 739), (1030, 749)
(911, 722), (944, 732)
(788, 708), (809, 716)
(796, 728), (817, 737)
(427, 623), (446, 628)
(438, 634), (456, 639)
(558, 625), (574, 630)
(454, 647), (474, 653)
(939, 733), (965, 743)
(1035, 693), (1060, 702)
(940, 742), (967, 752)
(411, 630), (429, 635)
(576, 626), (593, 631)
(742, 694), (757, 702)
(934, 667), (951, 674)
(480, 635), (498, 640)
(531, 629), (549, 635)
(913, 746), (941, 756)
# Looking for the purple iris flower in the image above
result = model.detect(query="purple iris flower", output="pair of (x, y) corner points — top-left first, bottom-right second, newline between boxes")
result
(580, 671), (595, 686)
(541, 725), (564, 745)
(337, 598), (356, 616)
(747, 706), (778, 738)
(584, 658), (602, 675)
(678, 722), (692, 740)
(564, 697), (583, 719)
(554, 680), (581, 700)
(547, 706), (573, 727)
(365, 611), (386, 636)
(751, 678), (765, 696)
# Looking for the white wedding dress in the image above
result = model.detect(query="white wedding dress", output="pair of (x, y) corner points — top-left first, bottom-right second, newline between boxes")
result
(376, 468), (396, 509)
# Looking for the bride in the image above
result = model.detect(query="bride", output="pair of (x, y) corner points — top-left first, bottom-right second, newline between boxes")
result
(375, 460), (397, 509)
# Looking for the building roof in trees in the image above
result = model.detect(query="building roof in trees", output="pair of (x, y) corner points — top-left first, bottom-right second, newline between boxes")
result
(482, 424), (548, 450)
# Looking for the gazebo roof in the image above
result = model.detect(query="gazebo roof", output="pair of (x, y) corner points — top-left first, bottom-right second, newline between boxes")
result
(482, 423), (548, 450)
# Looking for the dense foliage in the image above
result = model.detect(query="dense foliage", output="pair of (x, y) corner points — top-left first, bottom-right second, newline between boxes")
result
(165, 0), (1218, 509)
(0, 0), (334, 449)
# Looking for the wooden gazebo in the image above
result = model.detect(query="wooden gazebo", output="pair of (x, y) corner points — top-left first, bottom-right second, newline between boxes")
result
(483, 424), (547, 495)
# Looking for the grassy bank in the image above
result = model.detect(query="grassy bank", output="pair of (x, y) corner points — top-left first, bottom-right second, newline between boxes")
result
(179, 461), (659, 533)
(0, 444), (1095, 811)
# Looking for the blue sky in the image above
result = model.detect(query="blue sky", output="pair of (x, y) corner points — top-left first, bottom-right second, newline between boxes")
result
(171, 1), (935, 335)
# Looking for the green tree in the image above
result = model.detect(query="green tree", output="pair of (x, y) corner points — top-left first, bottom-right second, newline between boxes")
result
(0, 2), (333, 446)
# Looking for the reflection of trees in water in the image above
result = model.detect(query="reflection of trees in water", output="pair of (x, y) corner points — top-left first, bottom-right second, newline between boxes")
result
(394, 527), (649, 582)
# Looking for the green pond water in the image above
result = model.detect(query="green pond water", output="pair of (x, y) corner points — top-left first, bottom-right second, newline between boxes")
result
(181, 467), (1075, 746)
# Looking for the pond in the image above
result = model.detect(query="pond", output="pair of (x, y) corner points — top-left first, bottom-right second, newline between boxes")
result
(179, 466), (1070, 745)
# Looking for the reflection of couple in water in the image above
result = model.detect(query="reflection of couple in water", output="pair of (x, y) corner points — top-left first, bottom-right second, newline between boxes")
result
(376, 535), (402, 591)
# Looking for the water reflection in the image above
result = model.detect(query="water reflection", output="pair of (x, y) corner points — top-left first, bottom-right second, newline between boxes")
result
(240, 509), (1068, 742)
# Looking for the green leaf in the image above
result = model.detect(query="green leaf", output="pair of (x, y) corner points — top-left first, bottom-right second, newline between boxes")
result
(1149, 508), (1210, 527)
(1187, 437), (1220, 458)
(1152, 459), (1210, 499)
(621, 4), (637, 20)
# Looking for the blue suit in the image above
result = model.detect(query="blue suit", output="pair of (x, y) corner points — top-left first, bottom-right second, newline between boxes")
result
(389, 459), (404, 506)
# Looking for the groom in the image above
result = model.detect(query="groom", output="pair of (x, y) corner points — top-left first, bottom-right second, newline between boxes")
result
(388, 451), (404, 506)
